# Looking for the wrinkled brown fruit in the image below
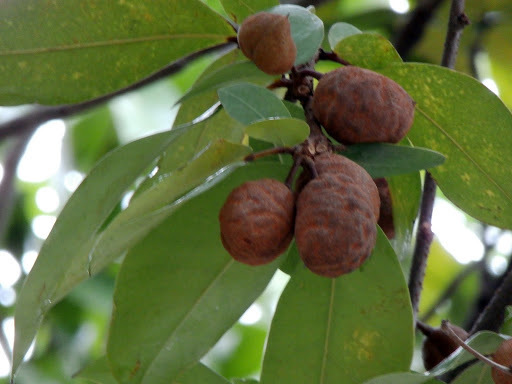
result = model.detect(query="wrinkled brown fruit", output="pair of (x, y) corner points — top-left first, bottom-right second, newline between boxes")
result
(421, 323), (469, 371)
(492, 339), (512, 384)
(295, 170), (378, 278)
(374, 178), (395, 239)
(238, 12), (297, 75)
(219, 179), (295, 265)
(312, 66), (415, 144)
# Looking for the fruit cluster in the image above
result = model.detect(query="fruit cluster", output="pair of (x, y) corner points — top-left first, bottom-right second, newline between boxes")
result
(218, 11), (415, 278)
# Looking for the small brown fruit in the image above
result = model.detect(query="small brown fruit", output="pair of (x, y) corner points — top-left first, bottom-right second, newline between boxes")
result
(420, 322), (469, 371)
(219, 179), (295, 265)
(492, 339), (512, 384)
(238, 12), (297, 75)
(374, 178), (395, 239)
(312, 66), (415, 144)
(295, 173), (377, 277)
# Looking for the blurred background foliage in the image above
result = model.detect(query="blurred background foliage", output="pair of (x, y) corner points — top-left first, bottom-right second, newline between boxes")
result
(1, 0), (512, 382)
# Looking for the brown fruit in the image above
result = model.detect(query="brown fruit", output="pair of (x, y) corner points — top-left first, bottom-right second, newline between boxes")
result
(238, 12), (297, 75)
(492, 339), (512, 384)
(219, 179), (295, 265)
(420, 322), (469, 371)
(312, 66), (415, 144)
(374, 178), (395, 239)
(295, 173), (377, 277)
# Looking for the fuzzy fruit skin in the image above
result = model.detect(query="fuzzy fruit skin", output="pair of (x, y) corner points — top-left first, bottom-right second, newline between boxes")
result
(219, 179), (295, 265)
(492, 339), (512, 384)
(421, 324), (469, 371)
(312, 66), (415, 144)
(295, 173), (377, 277)
(238, 12), (297, 75)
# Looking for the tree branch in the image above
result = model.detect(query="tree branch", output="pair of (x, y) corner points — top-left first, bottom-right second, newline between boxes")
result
(0, 41), (237, 142)
(408, 0), (469, 321)
(393, 0), (447, 59)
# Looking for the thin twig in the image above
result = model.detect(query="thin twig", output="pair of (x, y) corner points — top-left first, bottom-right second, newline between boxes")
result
(393, 0), (447, 59)
(0, 41), (237, 142)
(244, 147), (294, 162)
(317, 49), (351, 66)
(470, 268), (512, 334)
(420, 262), (479, 322)
(442, 320), (512, 376)
(407, 0), (469, 321)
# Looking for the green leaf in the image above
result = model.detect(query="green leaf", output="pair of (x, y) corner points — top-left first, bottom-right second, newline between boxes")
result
(282, 101), (306, 120)
(74, 356), (118, 384)
(260, 230), (414, 384)
(218, 83), (290, 125)
(388, 173), (422, 260)
(12, 128), (189, 376)
(334, 33), (402, 70)
(363, 372), (444, 384)
(178, 61), (273, 104)
(0, 0), (234, 105)
(245, 118), (310, 146)
(328, 22), (362, 50)
(107, 163), (290, 384)
(451, 362), (493, 384)
(378, 63), (512, 229)
(428, 331), (508, 376)
(269, 5), (324, 66)
(341, 143), (446, 178)
(87, 140), (252, 275)
(75, 357), (231, 384)
(220, 0), (278, 23)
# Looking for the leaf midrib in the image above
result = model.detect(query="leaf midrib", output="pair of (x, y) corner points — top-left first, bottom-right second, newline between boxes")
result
(0, 33), (227, 56)
(139, 259), (235, 383)
(417, 106), (512, 203)
(320, 279), (336, 384)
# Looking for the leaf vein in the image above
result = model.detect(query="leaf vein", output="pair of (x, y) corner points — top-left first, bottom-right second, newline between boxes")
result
(320, 279), (335, 384)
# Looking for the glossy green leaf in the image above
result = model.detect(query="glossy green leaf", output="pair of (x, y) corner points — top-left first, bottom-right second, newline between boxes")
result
(428, 331), (508, 376)
(232, 380), (259, 384)
(328, 22), (362, 50)
(261, 230), (414, 384)
(75, 357), (231, 384)
(74, 356), (117, 384)
(107, 163), (290, 384)
(87, 140), (252, 275)
(283, 101), (306, 120)
(379, 63), (512, 229)
(334, 33), (402, 70)
(245, 118), (309, 146)
(388, 172), (422, 260)
(269, 5), (324, 65)
(178, 61), (273, 104)
(363, 372), (443, 384)
(451, 362), (493, 384)
(341, 144), (445, 178)
(0, 0), (234, 105)
(12, 128), (190, 376)
(218, 83), (290, 125)
(220, 0), (278, 23)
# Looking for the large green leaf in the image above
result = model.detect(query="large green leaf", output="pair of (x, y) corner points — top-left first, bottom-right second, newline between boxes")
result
(451, 362), (493, 384)
(107, 163), (290, 384)
(342, 143), (445, 178)
(75, 357), (230, 384)
(260, 230), (414, 384)
(87, 140), (251, 275)
(12, 128), (190, 376)
(218, 83), (290, 125)
(379, 63), (512, 229)
(245, 118), (310, 147)
(363, 372), (443, 384)
(334, 33), (402, 70)
(220, 0), (278, 23)
(327, 22), (362, 50)
(269, 4), (324, 66)
(0, 0), (234, 104)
